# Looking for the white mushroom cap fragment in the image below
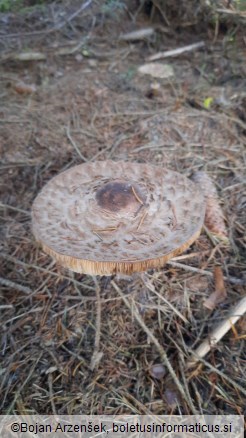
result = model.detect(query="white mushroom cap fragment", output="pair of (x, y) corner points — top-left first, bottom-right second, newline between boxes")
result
(32, 161), (205, 275)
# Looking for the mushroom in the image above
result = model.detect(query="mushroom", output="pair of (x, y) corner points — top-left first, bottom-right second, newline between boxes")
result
(32, 161), (205, 276)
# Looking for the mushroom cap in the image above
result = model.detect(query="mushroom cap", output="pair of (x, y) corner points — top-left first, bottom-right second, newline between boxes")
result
(32, 161), (205, 275)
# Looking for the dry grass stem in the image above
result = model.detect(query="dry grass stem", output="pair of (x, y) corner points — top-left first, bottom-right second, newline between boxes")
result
(187, 355), (246, 398)
(5, 354), (42, 414)
(66, 126), (88, 162)
(143, 277), (188, 323)
(111, 280), (198, 414)
(0, 277), (32, 294)
(167, 261), (246, 285)
(172, 250), (209, 261)
(0, 203), (30, 215)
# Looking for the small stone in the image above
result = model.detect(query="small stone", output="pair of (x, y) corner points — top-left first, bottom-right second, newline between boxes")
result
(88, 59), (98, 67)
(150, 363), (166, 379)
(75, 54), (83, 62)
(164, 388), (179, 408)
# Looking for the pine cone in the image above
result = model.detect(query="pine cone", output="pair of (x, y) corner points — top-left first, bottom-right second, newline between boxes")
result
(191, 171), (228, 239)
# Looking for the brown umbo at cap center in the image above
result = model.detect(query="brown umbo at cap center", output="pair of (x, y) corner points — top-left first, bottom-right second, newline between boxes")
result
(96, 181), (146, 214)
(32, 161), (206, 276)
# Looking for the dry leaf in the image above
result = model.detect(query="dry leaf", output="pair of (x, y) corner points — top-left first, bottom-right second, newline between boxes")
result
(14, 82), (36, 95)
(204, 266), (227, 310)
(187, 275), (209, 293)
(191, 171), (228, 239)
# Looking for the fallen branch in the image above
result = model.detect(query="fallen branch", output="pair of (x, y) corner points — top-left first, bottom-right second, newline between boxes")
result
(187, 295), (246, 367)
(147, 41), (205, 62)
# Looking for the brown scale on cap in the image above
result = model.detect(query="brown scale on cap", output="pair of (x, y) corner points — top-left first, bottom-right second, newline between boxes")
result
(32, 161), (206, 275)
(96, 181), (145, 214)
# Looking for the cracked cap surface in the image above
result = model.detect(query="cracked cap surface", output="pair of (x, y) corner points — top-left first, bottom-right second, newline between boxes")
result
(32, 160), (205, 275)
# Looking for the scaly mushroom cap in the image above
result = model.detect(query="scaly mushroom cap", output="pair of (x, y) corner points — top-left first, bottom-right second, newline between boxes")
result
(32, 161), (205, 275)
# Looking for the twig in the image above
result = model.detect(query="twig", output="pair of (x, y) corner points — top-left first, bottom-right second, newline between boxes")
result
(119, 28), (155, 41)
(178, 357), (199, 415)
(187, 296), (246, 367)
(187, 353), (246, 398)
(0, 253), (95, 290)
(143, 276), (188, 323)
(111, 280), (198, 414)
(192, 111), (246, 133)
(0, 0), (93, 39)
(151, 0), (170, 26)
(147, 41), (205, 61)
(5, 52), (46, 61)
(216, 8), (246, 17)
(65, 126), (88, 162)
(0, 305), (14, 310)
(48, 373), (57, 416)
(0, 276), (32, 294)
(0, 203), (30, 215)
(60, 345), (86, 364)
(52, 0), (93, 32)
(90, 277), (103, 370)
(167, 261), (246, 285)
(132, 142), (169, 153)
(172, 250), (209, 261)
(5, 354), (42, 413)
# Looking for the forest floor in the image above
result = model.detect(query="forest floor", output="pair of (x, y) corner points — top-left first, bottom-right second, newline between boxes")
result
(0, 0), (245, 415)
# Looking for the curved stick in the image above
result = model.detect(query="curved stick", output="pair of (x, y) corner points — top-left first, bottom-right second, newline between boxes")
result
(188, 295), (246, 367)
